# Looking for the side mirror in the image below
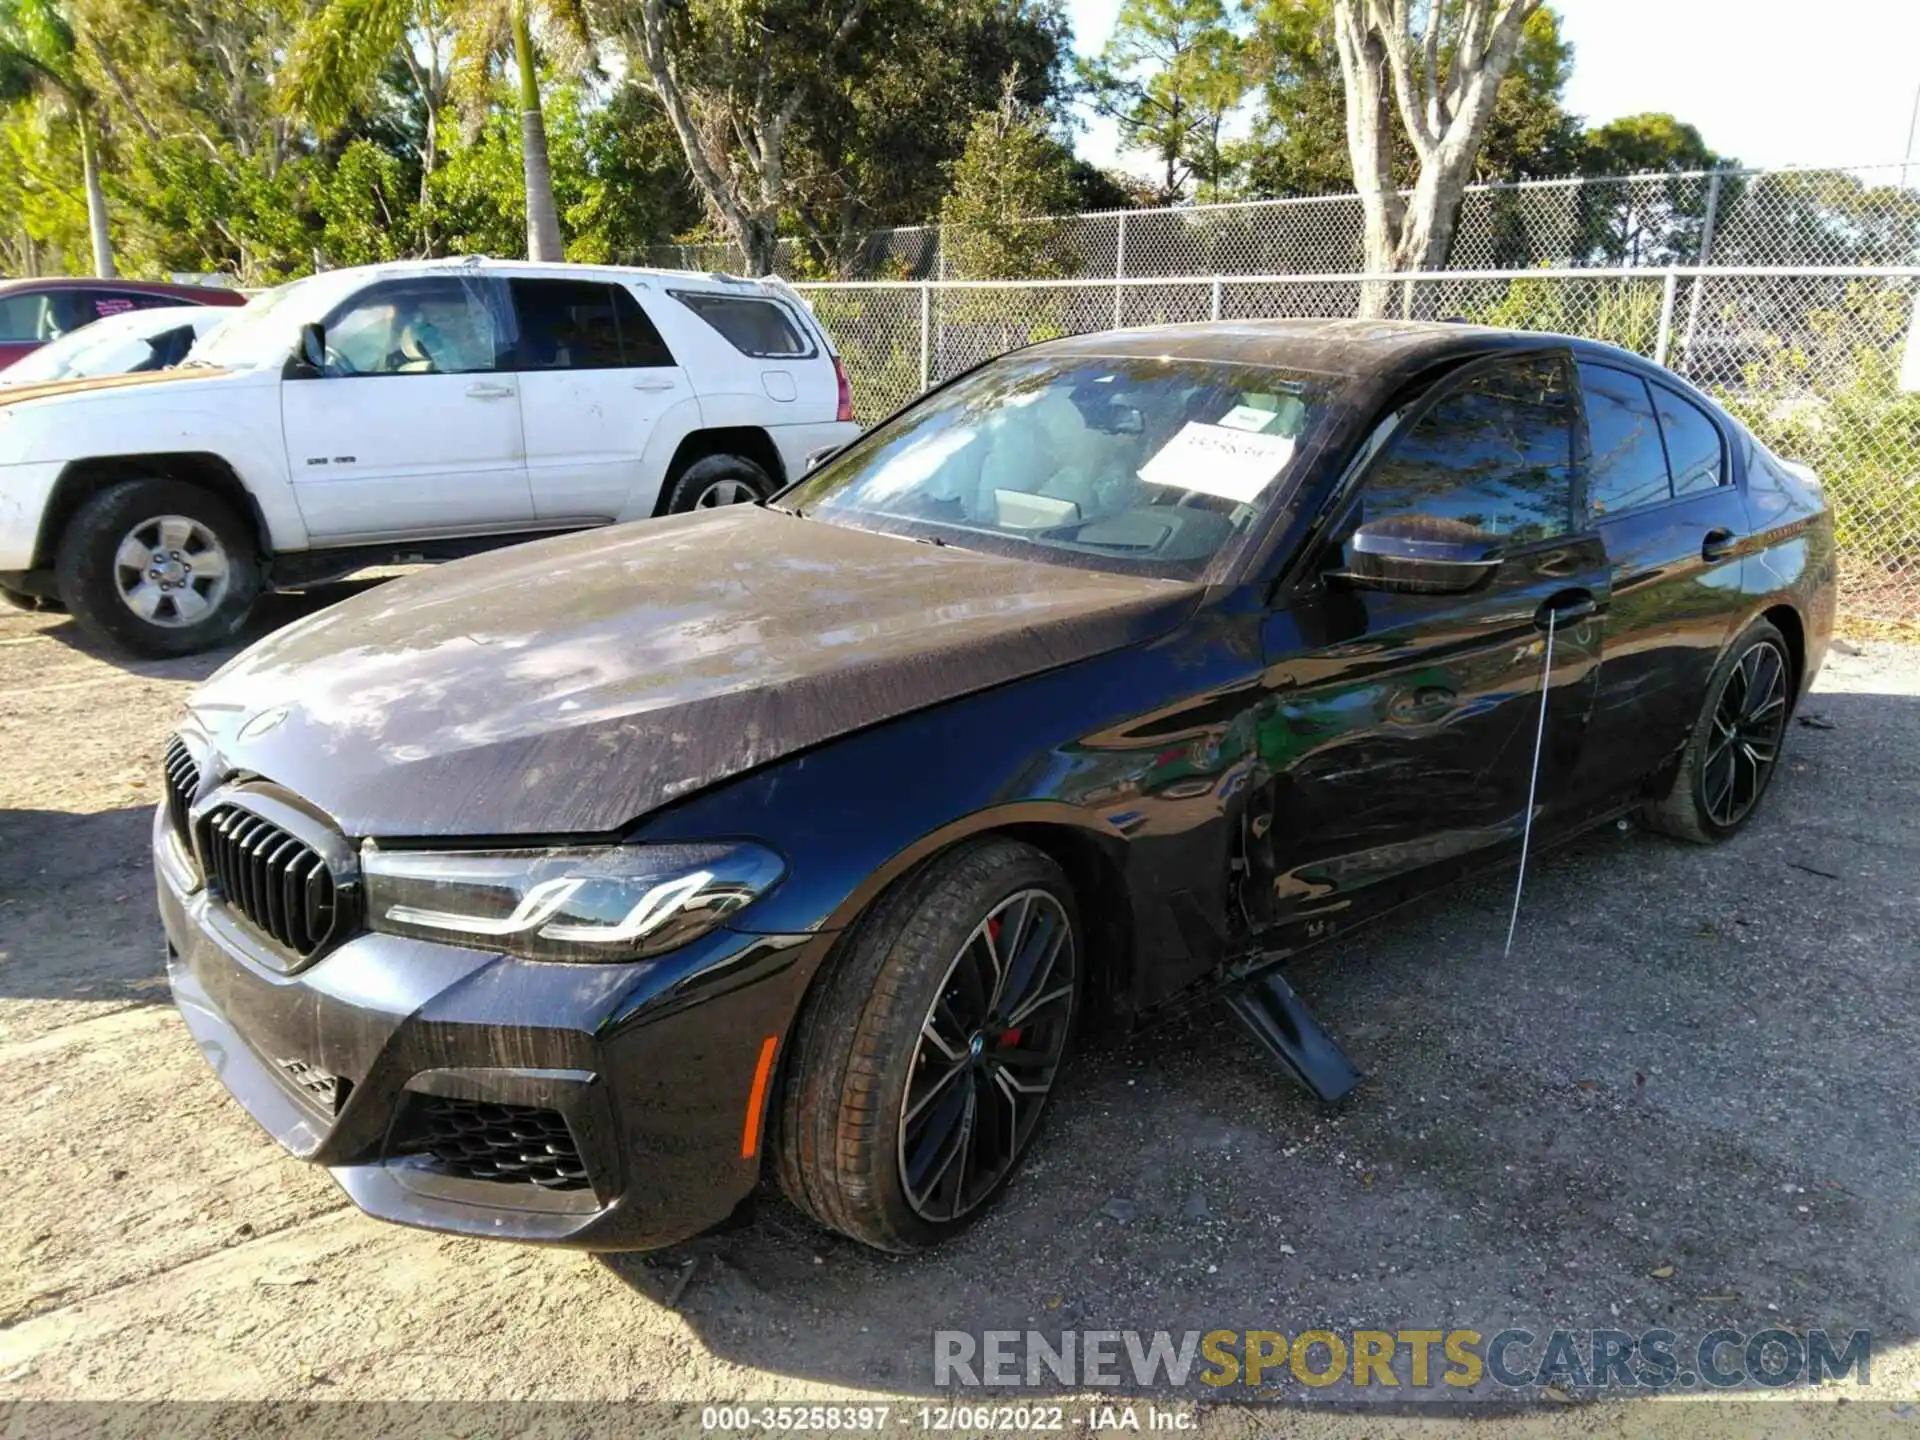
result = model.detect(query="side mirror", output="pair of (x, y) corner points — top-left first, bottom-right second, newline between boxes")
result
(804, 443), (841, 473)
(286, 321), (326, 379)
(1332, 517), (1503, 596)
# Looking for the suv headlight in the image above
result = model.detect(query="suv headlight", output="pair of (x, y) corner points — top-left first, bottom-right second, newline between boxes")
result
(362, 841), (784, 962)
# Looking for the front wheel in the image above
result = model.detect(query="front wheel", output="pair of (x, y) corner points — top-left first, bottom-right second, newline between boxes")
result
(1641, 618), (1794, 843)
(774, 838), (1080, 1252)
(55, 479), (260, 657)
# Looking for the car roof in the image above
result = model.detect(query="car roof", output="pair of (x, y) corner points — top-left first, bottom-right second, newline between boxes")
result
(1028, 316), (1630, 375)
(298, 256), (782, 296)
(0, 276), (242, 302)
(1025, 316), (1716, 420)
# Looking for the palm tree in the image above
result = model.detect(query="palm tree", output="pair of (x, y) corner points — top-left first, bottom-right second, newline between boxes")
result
(282, 0), (585, 261)
(0, 0), (115, 276)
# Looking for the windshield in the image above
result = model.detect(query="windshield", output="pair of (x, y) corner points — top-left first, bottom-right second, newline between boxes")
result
(781, 352), (1336, 580)
(187, 275), (337, 370)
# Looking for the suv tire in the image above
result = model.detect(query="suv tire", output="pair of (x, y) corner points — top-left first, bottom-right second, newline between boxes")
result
(55, 479), (260, 658)
(664, 453), (775, 513)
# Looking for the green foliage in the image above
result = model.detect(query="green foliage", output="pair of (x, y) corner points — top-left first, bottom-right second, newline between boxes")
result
(940, 74), (1079, 280)
(1466, 274), (1664, 357)
(1713, 285), (1920, 583)
(1081, 0), (1242, 203)
(1236, 3), (1586, 199)
(314, 137), (420, 266)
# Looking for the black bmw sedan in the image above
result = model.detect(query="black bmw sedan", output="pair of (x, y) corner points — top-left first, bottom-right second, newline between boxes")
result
(157, 319), (1835, 1253)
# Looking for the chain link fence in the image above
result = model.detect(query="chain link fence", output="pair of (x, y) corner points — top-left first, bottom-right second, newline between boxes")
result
(795, 266), (1920, 631)
(652, 164), (1920, 280)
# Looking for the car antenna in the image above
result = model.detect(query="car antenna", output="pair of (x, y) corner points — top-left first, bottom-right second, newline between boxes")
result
(1504, 608), (1558, 957)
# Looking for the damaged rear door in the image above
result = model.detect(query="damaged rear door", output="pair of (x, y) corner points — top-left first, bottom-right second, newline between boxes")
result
(1240, 351), (1609, 952)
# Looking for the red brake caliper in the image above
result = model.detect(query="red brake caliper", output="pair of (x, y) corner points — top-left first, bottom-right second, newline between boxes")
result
(987, 916), (1022, 1045)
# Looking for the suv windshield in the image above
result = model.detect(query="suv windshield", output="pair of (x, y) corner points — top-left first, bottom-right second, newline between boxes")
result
(187, 275), (347, 370)
(782, 352), (1333, 580)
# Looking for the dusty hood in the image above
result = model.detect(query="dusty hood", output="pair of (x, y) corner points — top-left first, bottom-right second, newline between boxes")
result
(189, 506), (1200, 837)
(0, 365), (231, 408)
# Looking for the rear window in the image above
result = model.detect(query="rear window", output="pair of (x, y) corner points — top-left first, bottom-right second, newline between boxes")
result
(1649, 381), (1726, 497)
(509, 278), (675, 370)
(670, 291), (814, 358)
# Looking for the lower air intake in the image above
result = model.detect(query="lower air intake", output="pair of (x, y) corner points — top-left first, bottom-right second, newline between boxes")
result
(404, 1096), (591, 1191)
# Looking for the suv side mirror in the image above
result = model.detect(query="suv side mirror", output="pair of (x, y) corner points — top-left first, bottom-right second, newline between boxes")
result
(286, 322), (326, 379)
(1332, 517), (1503, 596)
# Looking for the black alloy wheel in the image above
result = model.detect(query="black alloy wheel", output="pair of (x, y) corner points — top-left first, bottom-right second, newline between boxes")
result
(1700, 637), (1791, 828)
(1642, 618), (1795, 844)
(773, 837), (1082, 1252)
(898, 887), (1076, 1223)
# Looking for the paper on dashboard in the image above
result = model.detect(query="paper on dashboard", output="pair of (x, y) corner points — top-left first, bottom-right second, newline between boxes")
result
(1137, 422), (1297, 504)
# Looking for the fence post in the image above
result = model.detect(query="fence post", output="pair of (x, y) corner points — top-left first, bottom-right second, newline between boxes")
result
(1114, 211), (1128, 329)
(1654, 268), (1679, 368)
(1210, 275), (1223, 321)
(1675, 170), (1723, 371)
(918, 282), (932, 392)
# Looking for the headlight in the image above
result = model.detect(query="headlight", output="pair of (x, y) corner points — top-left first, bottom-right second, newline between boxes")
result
(362, 841), (784, 962)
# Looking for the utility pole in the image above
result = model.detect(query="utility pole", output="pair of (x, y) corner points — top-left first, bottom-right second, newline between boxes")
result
(1904, 79), (1920, 191)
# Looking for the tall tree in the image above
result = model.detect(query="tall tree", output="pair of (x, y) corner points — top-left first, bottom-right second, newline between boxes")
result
(1329, 0), (1542, 286)
(619, 0), (872, 275)
(1081, 0), (1242, 204)
(940, 68), (1078, 278)
(613, 0), (1065, 276)
(0, 0), (113, 274)
(280, 0), (586, 261)
(1574, 112), (1720, 264)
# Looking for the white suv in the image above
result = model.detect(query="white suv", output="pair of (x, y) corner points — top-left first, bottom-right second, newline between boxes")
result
(0, 258), (860, 655)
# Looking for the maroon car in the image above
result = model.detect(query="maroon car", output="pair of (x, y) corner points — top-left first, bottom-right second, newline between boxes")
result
(0, 277), (247, 371)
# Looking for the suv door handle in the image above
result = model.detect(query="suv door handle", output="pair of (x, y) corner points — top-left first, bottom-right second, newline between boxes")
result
(465, 382), (515, 400)
(631, 377), (677, 392)
(1534, 588), (1596, 631)
(1702, 526), (1737, 562)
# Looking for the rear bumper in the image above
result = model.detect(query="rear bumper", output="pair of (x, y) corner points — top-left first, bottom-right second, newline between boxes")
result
(156, 806), (816, 1250)
(768, 420), (861, 480)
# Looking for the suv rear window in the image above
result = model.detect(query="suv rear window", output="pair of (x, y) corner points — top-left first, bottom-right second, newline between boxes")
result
(670, 291), (814, 358)
(509, 278), (675, 370)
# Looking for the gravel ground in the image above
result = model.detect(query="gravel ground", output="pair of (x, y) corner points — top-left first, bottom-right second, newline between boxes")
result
(1, 590), (1917, 1436)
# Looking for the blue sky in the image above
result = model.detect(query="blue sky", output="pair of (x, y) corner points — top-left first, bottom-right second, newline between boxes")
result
(1064, 0), (1920, 179)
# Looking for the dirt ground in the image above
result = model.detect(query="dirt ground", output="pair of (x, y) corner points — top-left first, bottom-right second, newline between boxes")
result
(2, 588), (1918, 1436)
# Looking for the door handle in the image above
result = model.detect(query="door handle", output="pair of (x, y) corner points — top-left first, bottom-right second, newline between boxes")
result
(1534, 588), (1596, 631)
(1702, 526), (1737, 562)
(631, 377), (677, 392)
(465, 382), (515, 400)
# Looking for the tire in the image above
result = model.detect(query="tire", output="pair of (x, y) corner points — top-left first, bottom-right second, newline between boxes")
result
(55, 479), (260, 658)
(663, 453), (775, 514)
(774, 838), (1081, 1253)
(1640, 618), (1794, 844)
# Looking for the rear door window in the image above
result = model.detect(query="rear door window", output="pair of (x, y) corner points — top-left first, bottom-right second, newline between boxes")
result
(670, 291), (814, 358)
(1649, 382), (1726, 497)
(1577, 362), (1671, 517)
(508, 279), (676, 369)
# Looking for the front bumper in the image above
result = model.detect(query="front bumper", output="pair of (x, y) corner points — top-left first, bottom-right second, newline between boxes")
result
(0, 459), (65, 572)
(156, 806), (817, 1249)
